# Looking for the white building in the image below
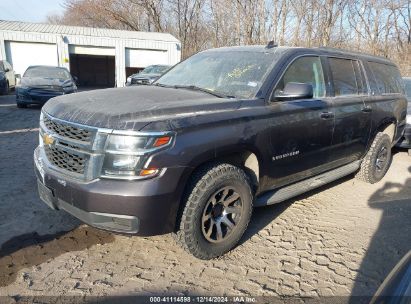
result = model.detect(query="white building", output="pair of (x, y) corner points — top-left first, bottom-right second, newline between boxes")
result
(0, 20), (181, 87)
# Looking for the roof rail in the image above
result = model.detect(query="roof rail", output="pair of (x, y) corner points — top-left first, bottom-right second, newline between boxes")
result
(317, 46), (380, 58)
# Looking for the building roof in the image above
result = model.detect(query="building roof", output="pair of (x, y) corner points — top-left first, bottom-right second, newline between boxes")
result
(0, 20), (179, 43)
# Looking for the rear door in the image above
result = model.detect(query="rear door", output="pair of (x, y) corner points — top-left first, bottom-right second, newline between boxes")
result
(265, 55), (335, 188)
(326, 57), (372, 166)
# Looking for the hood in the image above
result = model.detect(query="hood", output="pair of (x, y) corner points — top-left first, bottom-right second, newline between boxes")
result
(21, 77), (73, 88)
(43, 86), (241, 130)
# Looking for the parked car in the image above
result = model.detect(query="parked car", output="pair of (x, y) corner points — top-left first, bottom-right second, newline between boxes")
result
(396, 77), (411, 154)
(371, 251), (411, 303)
(34, 45), (407, 259)
(16, 65), (77, 108)
(125, 65), (171, 86)
(0, 60), (16, 95)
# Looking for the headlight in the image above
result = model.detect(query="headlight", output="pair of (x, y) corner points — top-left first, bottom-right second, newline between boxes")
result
(407, 114), (411, 124)
(63, 86), (75, 93)
(127, 77), (132, 83)
(101, 133), (173, 179)
(106, 135), (151, 153)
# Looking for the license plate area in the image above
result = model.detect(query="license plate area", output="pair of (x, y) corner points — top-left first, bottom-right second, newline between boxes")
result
(37, 180), (57, 210)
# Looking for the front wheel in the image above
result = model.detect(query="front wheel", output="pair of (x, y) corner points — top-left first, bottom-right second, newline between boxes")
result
(175, 163), (253, 259)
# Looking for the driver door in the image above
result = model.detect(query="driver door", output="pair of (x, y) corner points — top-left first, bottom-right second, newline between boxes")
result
(265, 55), (335, 189)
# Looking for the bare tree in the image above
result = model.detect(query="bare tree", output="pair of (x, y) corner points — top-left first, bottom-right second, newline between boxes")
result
(48, 0), (411, 74)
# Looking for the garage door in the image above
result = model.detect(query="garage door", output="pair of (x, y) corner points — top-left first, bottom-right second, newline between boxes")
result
(5, 41), (58, 76)
(68, 45), (115, 56)
(125, 48), (168, 68)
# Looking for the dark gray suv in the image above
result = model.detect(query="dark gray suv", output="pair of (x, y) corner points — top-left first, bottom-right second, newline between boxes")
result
(34, 45), (407, 259)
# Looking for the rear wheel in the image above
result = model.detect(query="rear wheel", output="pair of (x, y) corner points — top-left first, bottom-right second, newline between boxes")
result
(356, 132), (392, 184)
(175, 163), (253, 259)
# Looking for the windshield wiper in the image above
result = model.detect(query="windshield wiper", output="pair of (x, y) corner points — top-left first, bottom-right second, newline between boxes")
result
(173, 85), (235, 99)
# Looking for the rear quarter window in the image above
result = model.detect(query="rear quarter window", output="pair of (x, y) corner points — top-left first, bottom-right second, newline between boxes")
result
(368, 62), (403, 94)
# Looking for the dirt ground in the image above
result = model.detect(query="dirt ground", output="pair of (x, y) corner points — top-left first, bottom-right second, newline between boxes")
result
(0, 93), (410, 300)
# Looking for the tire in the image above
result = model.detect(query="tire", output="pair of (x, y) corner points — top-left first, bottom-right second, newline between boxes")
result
(356, 132), (392, 184)
(175, 163), (253, 259)
(16, 102), (27, 108)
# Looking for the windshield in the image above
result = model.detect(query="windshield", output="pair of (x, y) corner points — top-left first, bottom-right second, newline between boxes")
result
(142, 65), (169, 74)
(156, 50), (280, 99)
(24, 67), (71, 80)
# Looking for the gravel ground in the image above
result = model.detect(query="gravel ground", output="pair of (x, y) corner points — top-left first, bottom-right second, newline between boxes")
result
(0, 93), (410, 300)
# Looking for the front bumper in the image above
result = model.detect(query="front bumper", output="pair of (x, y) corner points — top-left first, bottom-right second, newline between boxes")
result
(16, 88), (66, 105)
(34, 146), (186, 236)
(396, 124), (411, 149)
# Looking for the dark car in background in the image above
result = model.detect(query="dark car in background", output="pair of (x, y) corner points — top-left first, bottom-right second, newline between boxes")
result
(125, 64), (171, 86)
(0, 60), (16, 95)
(396, 77), (411, 154)
(16, 66), (77, 108)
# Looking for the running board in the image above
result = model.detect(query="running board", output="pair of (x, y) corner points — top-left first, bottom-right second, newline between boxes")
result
(255, 161), (361, 207)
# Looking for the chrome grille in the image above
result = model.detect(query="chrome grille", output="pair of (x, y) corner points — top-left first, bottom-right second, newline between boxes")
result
(44, 145), (87, 174)
(44, 116), (92, 142)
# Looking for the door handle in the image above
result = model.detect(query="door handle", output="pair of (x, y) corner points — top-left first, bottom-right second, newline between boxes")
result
(320, 111), (334, 119)
(362, 106), (372, 113)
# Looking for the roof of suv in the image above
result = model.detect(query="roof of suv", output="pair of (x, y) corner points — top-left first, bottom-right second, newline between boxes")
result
(205, 45), (395, 66)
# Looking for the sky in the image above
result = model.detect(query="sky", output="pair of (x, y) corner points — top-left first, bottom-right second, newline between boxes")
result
(0, 0), (65, 23)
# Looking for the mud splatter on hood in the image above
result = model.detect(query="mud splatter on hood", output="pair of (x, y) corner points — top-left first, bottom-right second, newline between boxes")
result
(43, 86), (241, 130)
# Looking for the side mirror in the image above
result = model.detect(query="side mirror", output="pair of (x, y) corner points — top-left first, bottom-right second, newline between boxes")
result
(274, 82), (313, 101)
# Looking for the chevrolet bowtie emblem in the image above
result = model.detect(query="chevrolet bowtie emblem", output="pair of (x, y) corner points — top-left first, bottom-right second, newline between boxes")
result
(43, 133), (55, 145)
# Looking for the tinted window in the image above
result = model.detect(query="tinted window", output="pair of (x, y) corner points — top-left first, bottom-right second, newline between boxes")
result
(275, 56), (325, 98)
(329, 58), (358, 96)
(369, 62), (402, 94)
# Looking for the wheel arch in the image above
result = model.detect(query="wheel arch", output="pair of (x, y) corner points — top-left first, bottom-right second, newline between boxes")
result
(369, 118), (397, 148)
(173, 146), (262, 231)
